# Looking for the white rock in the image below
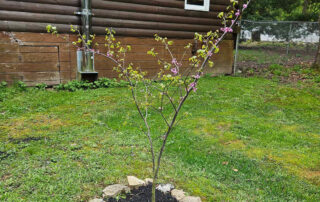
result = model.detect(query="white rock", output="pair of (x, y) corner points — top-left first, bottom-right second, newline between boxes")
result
(102, 184), (130, 198)
(145, 178), (153, 184)
(127, 176), (145, 188)
(181, 196), (202, 202)
(89, 199), (104, 202)
(156, 183), (174, 193)
(171, 189), (186, 201)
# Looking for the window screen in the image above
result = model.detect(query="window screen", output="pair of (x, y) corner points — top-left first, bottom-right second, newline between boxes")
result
(185, 0), (209, 12)
(187, 0), (204, 6)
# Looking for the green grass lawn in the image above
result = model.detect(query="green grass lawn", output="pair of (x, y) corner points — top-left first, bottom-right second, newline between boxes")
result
(237, 49), (314, 65)
(0, 76), (319, 201)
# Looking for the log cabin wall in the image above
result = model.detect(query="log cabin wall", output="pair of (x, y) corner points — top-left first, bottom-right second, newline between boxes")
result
(0, 0), (234, 86)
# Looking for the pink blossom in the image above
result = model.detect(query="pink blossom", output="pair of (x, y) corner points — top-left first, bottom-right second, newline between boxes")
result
(243, 4), (247, 9)
(225, 27), (233, 33)
(235, 10), (240, 16)
(189, 82), (198, 92)
(172, 58), (177, 64)
(171, 68), (178, 75)
(221, 27), (233, 33)
(107, 51), (112, 57)
(231, 20), (235, 24)
(193, 74), (201, 79)
(207, 51), (213, 57)
(172, 58), (182, 67)
(189, 82), (196, 88)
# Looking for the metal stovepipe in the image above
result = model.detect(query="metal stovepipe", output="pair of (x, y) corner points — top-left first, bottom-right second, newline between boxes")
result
(81, 0), (94, 72)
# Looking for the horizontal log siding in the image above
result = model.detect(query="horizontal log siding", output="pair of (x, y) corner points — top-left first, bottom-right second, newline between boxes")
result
(0, 0), (235, 85)
(0, 0), (230, 38)
(0, 32), (234, 85)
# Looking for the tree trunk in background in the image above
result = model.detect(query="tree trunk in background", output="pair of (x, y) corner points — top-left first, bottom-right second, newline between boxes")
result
(303, 0), (310, 15)
(314, 16), (320, 68)
(252, 31), (261, 42)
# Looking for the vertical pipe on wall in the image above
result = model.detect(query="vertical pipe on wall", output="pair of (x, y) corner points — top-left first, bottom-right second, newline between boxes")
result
(81, 0), (94, 73)
(76, 0), (97, 81)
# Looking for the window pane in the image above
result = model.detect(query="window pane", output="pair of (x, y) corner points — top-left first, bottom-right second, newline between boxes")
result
(187, 0), (204, 6)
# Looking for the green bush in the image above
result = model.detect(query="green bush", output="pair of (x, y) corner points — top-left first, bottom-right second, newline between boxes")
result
(0, 81), (8, 88)
(14, 81), (27, 91)
(314, 76), (320, 83)
(35, 83), (48, 90)
(54, 78), (128, 92)
(268, 64), (291, 77)
(293, 65), (302, 72)
(269, 64), (284, 72)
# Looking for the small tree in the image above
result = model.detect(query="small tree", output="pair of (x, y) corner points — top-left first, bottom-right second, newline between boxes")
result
(47, 0), (251, 200)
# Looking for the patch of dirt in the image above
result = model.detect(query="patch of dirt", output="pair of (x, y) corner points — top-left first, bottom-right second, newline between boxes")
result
(0, 151), (10, 161)
(107, 184), (177, 202)
(303, 170), (320, 186)
(0, 173), (12, 181)
(9, 136), (43, 144)
(305, 170), (320, 178)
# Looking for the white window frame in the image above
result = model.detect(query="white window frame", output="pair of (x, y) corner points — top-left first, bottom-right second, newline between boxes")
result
(184, 0), (210, 12)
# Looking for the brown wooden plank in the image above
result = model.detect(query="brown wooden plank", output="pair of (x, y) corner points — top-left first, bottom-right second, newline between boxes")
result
(0, 21), (200, 38)
(93, 26), (198, 38)
(0, 71), (60, 83)
(0, 52), (21, 63)
(24, 80), (60, 86)
(60, 70), (76, 80)
(19, 45), (58, 53)
(0, 10), (220, 33)
(0, 10), (80, 25)
(0, 52), (59, 63)
(0, 62), (59, 73)
(8, 0), (81, 7)
(21, 71), (60, 81)
(60, 62), (71, 72)
(97, 69), (121, 78)
(0, 0), (79, 16)
(59, 51), (71, 62)
(0, 73), (23, 81)
(93, 9), (221, 26)
(107, 0), (228, 11)
(21, 52), (59, 63)
(0, 31), (16, 44)
(0, 44), (19, 52)
(92, 0), (221, 19)
(60, 71), (73, 80)
(6, 32), (70, 43)
(93, 17), (220, 32)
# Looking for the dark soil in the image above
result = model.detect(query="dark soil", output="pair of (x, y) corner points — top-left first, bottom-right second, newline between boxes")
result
(9, 137), (43, 144)
(107, 184), (177, 202)
(0, 151), (10, 161)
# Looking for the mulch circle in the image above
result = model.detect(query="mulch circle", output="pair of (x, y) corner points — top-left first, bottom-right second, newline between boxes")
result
(107, 184), (178, 202)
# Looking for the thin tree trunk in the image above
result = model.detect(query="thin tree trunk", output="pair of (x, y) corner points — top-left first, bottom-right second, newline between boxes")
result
(303, 0), (309, 15)
(314, 16), (320, 67)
